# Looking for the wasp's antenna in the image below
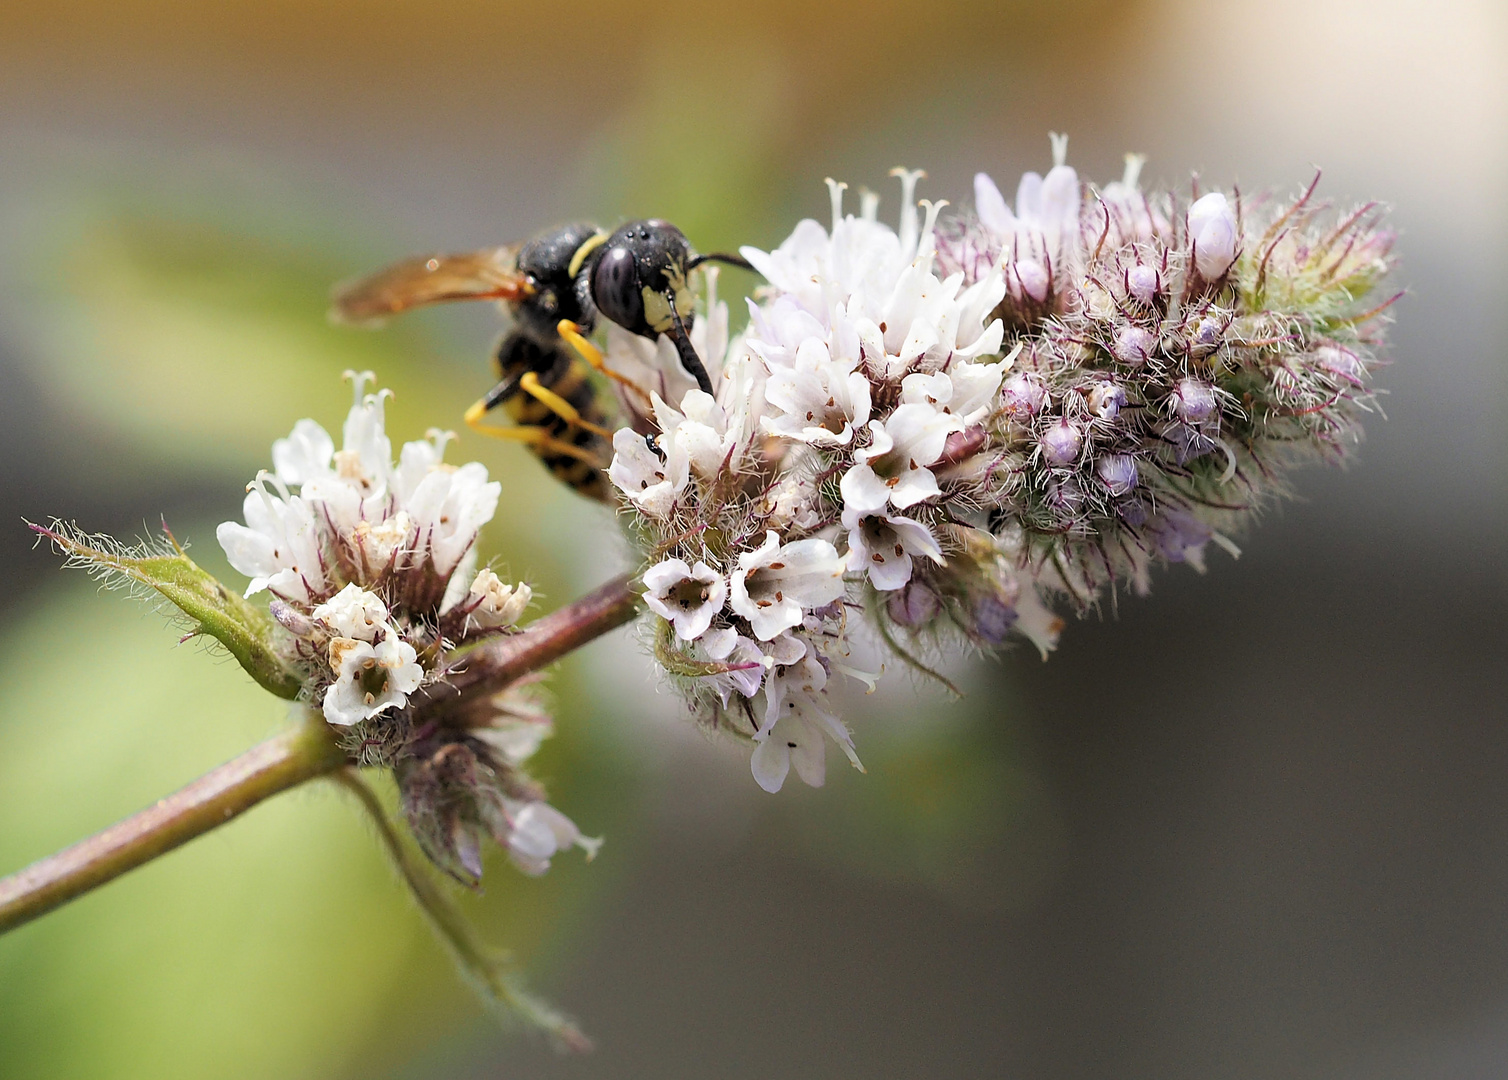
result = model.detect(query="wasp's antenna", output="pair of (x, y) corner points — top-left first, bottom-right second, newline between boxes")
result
(665, 303), (716, 396)
(687, 251), (755, 272)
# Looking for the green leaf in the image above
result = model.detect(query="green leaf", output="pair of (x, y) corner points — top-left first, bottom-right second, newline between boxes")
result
(32, 521), (302, 701)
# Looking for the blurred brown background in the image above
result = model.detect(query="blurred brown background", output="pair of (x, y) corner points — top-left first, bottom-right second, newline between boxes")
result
(0, 1), (1504, 1077)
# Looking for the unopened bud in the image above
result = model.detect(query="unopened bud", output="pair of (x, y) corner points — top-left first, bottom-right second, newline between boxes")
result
(1040, 418), (1083, 467)
(1188, 315), (1225, 359)
(1314, 344), (1364, 385)
(1188, 192), (1237, 281)
(1002, 373), (1047, 417)
(269, 598), (315, 636)
(1126, 264), (1160, 303)
(1171, 378), (1218, 423)
(1009, 259), (1051, 303)
(971, 593), (1018, 645)
(886, 580), (941, 628)
(1114, 326), (1157, 365)
(1095, 453), (1138, 496)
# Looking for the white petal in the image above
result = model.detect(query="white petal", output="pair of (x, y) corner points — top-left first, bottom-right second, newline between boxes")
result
(750, 737), (791, 793)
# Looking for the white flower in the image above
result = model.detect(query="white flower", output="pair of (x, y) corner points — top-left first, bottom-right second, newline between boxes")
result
(973, 134), (1081, 272)
(467, 568), (532, 629)
(839, 404), (962, 514)
(654, 389), (741, 479)
(642, 558), (727, 641)
(749, 635), (861, 793)
(312, 583), (389, 641)
(350, 511), (412, 571)
(760, 337), (872, 447)
(729, 531), (846, 641)
(504, 800), (602, 877)
(216, 477), (327, 603)
(607, 428), (688, 519)
(901, 364), (1005, 427)
(1094, 154), (1171, 246)
(402, 460), (500, 577)
(760, 475), (824, 532)
(272, 418), (335, 486)
(699, 627), (771, 706)
(842, 507), (945, 591)
(1188, 192), (1238, 280)
(322, 628), (423, 726)
(750, 713), (828, 793)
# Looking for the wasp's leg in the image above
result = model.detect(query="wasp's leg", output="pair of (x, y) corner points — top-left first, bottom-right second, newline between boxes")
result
(555, 319), (654, 397)
(462, 403), (605, 466)
(516, 372), (614, 440)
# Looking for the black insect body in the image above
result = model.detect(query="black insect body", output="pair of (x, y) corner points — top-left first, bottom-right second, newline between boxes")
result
(333, 219), (749, 500)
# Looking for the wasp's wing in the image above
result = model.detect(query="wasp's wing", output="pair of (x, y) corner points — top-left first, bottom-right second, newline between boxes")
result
(331, 245), (527, 325)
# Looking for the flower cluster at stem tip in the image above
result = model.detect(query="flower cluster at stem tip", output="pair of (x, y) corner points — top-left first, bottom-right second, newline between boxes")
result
(600, 136), (1392, 793)
(218, 372), (599, 881)
(215, 134), (1393, 856)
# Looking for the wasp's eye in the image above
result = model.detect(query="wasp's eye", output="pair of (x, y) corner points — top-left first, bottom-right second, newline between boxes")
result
(591, 245), (643, 332)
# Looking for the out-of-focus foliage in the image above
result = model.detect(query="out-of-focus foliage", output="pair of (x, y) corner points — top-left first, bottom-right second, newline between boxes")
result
(0, 579), (634, 1079)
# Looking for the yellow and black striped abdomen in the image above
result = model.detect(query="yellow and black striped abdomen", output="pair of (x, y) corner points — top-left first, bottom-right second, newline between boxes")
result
(501, 354), (613, 501)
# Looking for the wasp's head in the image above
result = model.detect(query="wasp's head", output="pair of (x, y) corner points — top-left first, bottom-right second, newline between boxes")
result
(588, 219), (696, 340)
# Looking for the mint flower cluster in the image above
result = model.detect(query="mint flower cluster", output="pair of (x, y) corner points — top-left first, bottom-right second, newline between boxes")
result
(602, 139), (1393, 792)
(216, 373), (598, 881)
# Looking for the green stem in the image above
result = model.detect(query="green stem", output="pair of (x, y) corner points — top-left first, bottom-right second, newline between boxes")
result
(331, 771), (591, 1051)
(0, 573), (644, 937)
(0, 713), (346, 934)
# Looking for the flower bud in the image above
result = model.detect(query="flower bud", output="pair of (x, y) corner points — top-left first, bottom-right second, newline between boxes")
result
(1086, 382), (1126, 421)
(269, 598), (315, 636)
(1188, 192), (1237, 281)
(1171, 378), (1218, 423)
(886, 580), (941, 628)
(1008, 259), (1051, 303)
(1114, 326), (1157, 365)
(970, 594), (1018, 645)
(1126, 264), (1160, 303)
(1095, 453), (1138, 496)
(1040, 418), (1083, 467)
(1314, 344), (1364, 386)
(1002, 373), (1047, 417)
(1188, 315), (1225, 360)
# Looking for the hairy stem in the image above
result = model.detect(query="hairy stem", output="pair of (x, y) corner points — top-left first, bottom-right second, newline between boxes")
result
(0, 573), (643, 935)
(421, 571), (643, 705)
(0, 712), (346, 934)
(332, 771), (591, 1051)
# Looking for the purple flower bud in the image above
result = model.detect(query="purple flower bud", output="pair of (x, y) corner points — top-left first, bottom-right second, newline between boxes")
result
(887, 580), (941, 628)
(1171, 378), (1218, 423)
(1114, 326), (1157, 365)
(1040, 418), (1083, 467)
(971, 593), (1018, 645)
(1189, 316), (1224, 358)
(1146, 508), (1214, 565)
(269, 599), (315, 636)
(1009, 259), (1051, 303)
(1086, 382), (1126, 420)
(1002, 373), (1047, 417)
(1188, 192), (1238, 281)
(1314, 344), (1364, 385)
(1095, 453), (1138, 496)
(1127, 264), (1160, 303)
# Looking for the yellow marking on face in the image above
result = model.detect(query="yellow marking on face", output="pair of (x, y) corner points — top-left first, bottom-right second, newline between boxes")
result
(567, 232), (610, 280)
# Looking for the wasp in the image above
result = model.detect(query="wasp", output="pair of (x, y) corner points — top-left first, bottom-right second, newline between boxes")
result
(332, 219), (749, 500)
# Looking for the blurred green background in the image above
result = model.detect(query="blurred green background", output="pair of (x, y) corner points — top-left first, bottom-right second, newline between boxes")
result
(0, 1), (1505, 1078)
